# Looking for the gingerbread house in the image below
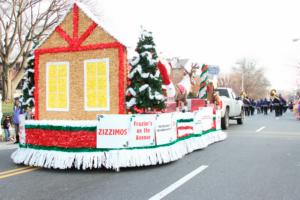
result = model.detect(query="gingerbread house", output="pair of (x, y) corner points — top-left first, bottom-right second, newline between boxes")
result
(34, 2), (127, 120)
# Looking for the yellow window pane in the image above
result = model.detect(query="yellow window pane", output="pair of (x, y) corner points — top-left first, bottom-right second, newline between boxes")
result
(48, 93), (57, 108)
(57, 101), (67, 109)
(97, 62), (106, 75)
(48, 101), (56, 109)
(85, 60), (109, 109)
(97, 79), (106, 89)
(97, 89), (106, 96)
(98, 96), (107, 108)
(86, 79), (96, 90)
(47, 63), (68, 110)
(87, 92), (96, 100)
(48, 75), (57, 82)
(58, 92), (67, 100)
(58, 65), (67, 77)
(57, 94), (67, 108)
(87, 94), (97, 107)
(48, 65), (57, 77)
(58, 78), (67, 92)
(48, 84), (57, 93)
(87, 62), (97, 75)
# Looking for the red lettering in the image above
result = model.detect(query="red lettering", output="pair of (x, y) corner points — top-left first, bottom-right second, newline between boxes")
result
(98, 129), (128, 136)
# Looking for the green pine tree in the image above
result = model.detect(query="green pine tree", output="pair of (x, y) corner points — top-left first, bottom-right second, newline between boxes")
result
(126, 29), (166, 113)
(20, 55), (35, 110)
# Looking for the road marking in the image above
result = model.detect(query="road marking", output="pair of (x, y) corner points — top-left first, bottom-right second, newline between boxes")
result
(0, 166), (33, 176)
(0, 166), (39, 180)
(149, 165), (208, 200)
(256, 126), (266, 133)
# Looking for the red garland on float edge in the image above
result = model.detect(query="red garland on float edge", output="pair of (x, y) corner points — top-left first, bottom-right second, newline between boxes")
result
(26, 128), (96, 148)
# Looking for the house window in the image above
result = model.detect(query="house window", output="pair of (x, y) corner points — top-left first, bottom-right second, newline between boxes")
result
(84, 58), (110, 111)
(46, 62), (69, 111)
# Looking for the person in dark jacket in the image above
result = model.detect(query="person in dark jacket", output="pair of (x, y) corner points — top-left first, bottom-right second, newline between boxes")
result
(250, 98), (256, 115)
(243, 96), (250, 116)
(279, 94), (287, 114)
(272, 95), (281, 117)
(262, 98), (269, 115)
(2, 116), (11, 141)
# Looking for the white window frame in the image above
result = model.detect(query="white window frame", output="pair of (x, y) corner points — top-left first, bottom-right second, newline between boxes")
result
(84, 58), (110, 111)
(46, 61), (70, 112)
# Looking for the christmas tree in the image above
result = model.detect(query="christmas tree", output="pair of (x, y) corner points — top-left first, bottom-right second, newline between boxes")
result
(126, 29), (165, 113)
(20, 54), (35, 110)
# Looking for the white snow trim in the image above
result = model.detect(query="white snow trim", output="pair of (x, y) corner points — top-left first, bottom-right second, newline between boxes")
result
(141, 30), (152, 38)
(153, 91), (165, 100)
(11, 131), (227, 171)
(139, 84), (149, 92)
(27, 68), (34, 73)
(130, 55), (140, 66)
(23, 98), (34, 106)
(128, 65), (160, 79)
(143, 45), (154, 49)
(126, 98), (136, 108)
(125, 88), (136, 97)
(22, 81), (28, 90)
(138, 85), (165, 101)
(25, 120), (98, 127)
(140, 51), (157, 66)
(28, 87), (35, 96)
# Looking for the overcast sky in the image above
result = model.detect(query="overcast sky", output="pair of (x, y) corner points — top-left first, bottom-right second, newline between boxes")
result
(81, 0), (300, 90)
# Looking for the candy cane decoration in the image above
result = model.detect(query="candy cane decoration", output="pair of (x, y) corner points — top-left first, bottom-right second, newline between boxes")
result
(198, 64), (209, 99)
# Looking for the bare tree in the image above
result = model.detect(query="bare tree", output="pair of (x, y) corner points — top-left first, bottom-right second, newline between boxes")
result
(218, 58), (270, 99)
(0, 0), (70, 101)
(232, 58), (270, 99)
(218, 73), (237, 89)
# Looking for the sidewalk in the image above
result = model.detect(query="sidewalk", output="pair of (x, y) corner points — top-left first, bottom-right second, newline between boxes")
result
(0, 141), (18, 150)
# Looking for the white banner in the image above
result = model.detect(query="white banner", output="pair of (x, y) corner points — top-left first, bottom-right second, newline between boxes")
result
(97, 115), (130, 148)
(216, 110), (221, 130)
(193, 111), (203, 135)
(129, 114), (156, 147)
(155, 113), (176, 145)
(199, 107), (213, 131)
(19, 114), (26, 145)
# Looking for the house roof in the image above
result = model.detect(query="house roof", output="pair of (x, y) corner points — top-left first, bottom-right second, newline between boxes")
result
(36, 1), (127, 50)
(74, 1), (126, 46)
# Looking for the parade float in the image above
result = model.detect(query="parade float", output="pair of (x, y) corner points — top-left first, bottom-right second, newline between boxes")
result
(11, 1), (227, 171)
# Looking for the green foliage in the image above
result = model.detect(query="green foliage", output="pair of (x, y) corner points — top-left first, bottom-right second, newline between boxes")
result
(126, 29), (165, 113)
(20, 55), (35, 110)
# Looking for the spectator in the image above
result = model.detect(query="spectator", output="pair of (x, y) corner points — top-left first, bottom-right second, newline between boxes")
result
(13, 98), (22, 144)
(2, 115), (11, 142)
(24, 107), (33, 120)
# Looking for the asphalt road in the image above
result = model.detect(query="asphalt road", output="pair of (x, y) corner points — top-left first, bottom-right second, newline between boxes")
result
(1, 111), (300, 200)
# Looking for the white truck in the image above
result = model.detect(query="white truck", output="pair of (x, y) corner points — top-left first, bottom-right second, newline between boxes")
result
(214, 87), (244, 129)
